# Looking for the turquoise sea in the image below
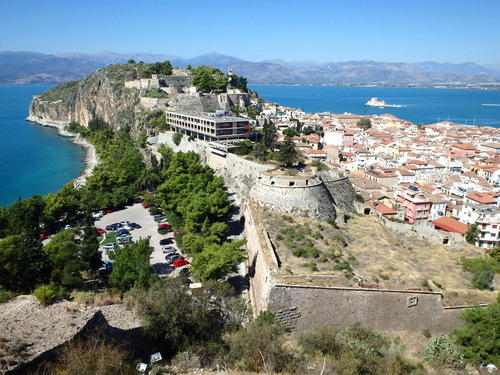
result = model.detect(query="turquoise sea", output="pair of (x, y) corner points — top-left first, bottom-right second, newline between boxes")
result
(249, 85), (500, 127)
(0, 85), (85, 207)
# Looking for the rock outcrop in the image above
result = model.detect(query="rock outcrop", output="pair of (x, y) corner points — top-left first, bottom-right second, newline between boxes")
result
(28, 67), (142, 131)
(0, 295), (142, 374)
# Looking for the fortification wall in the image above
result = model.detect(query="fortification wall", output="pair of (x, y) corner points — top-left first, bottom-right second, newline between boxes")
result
(157, 133), (471, 335)
(267, 284), (466, 334)
(250, 174), (337, 221)
(158, 132), (344, 220)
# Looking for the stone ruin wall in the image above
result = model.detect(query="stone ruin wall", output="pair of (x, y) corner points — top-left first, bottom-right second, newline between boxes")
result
(125, 75), (192, 90)
(358, 202), (465, 246)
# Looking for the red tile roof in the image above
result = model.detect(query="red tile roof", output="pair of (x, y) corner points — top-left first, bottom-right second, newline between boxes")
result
(432, 217), (469, 235)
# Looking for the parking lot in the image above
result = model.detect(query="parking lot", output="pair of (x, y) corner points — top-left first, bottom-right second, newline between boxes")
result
(95, 203), (184, 275)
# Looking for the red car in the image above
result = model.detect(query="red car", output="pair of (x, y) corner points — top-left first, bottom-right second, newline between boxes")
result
(96, 228), (106, 235)
(39, 233), (48, 240)
(172, 259), (189, 267)
(142, 204), (150, 208)
(159, 223), (172, 229)
(104, 209), (113, 214)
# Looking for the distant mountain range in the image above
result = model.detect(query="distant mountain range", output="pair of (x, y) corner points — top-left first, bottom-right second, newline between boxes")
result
(1, 50), (499, 86)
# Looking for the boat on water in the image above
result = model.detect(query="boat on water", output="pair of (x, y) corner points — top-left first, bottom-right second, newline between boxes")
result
(365, 97), (405, 108)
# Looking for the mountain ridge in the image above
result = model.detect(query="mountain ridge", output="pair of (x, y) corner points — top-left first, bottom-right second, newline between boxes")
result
(1, 50), (499, 85)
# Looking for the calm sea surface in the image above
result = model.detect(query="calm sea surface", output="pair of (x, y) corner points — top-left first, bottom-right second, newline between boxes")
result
(249, 85), (500, 127)
(0, 85), (85, 207)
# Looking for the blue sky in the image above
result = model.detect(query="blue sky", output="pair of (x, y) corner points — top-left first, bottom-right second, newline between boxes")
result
(1, 0), (499, 65)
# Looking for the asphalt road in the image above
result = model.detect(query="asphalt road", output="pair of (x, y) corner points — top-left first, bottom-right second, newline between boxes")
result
(95, 203), (183, 275)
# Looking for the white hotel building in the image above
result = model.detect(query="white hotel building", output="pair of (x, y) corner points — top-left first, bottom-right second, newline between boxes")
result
(165, 110), (250, 142)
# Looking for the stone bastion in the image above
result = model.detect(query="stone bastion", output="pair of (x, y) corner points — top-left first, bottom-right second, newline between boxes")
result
(156, 132), (357, 222)
(250, 170), (337, 222)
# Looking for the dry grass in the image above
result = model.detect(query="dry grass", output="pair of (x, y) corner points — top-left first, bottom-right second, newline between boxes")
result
(93, 291), (122, 306)
(256, 209), (499, 306)
(72, 290), (122, 306)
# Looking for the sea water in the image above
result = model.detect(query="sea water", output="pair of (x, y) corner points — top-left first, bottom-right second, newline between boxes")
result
(0, 85), (85, 207)
(249, 85), (500, 127)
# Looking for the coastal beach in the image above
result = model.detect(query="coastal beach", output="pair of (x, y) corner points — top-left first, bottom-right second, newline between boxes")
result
(25, 115), (99, 187)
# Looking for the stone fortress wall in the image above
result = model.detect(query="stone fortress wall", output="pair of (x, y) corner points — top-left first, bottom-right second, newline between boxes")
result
(157, 132), (354, 222)
(157, 132), (468, 335)
(242, 203), (467, 335)
(125, 74), (192, 90)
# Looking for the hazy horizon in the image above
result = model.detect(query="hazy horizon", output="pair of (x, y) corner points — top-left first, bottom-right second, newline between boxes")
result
(1, 0), (499, 66)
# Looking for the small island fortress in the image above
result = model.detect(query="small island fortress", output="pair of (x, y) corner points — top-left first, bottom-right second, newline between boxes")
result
(365, 97), (405, 108)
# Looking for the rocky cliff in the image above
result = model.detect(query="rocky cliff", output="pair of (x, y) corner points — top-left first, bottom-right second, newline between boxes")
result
(28, 66), (142, 131)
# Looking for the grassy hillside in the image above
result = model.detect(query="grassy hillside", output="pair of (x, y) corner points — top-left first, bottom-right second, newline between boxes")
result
(258, 209), (497, 306)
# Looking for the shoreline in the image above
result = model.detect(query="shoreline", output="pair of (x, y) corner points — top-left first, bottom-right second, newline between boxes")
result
(25, 115), (99, 187)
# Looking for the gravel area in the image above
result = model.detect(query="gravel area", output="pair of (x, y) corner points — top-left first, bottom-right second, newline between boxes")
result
(94, 203), (185, 275)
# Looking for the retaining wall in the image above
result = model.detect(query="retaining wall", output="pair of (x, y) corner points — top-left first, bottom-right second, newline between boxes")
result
(267, 284), (466, 335)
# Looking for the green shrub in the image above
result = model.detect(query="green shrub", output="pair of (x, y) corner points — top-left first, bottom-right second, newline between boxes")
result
(282, 215), (294, 223)
(34, 285), (57, 306)
(421, 279), (430, 289)
(422, 330), (432, 339)
(432, 280), (444, 290)
(73, 291), (96, 305)
(461, 256), (500, 273)
(471, 268), (494, 290)
(311, 231), (324, 240)
(302, 262), (319, 272)
(423, 336), (464, 369)
(0, 288), (15, 304)
(172, 132), (183, 146)
(379, 273), (390, 281)
(334, 261), (353, 273)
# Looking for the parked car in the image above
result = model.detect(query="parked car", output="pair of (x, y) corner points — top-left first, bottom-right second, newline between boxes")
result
(96, 228), (106, 235)
(159, 238), (173, 246)
(129, 223), (141, 229)
(165, 253), (183, 262)
(39, 233), (48, 240)
(117, 236), (131, 243)
(120, 220), (130, 226)
(104, 209), (113, 214)
(142, 203), (151, 208)
(92, 211), (105, 219)
(105, 223), (121, 231)
(173, 259), (189, 267)
(102, 242), (115, 250)
(117, 233), (131, 240)
(162, 246), (176, 254)
(116, 228), (129, 236)
(159, 223), (172, 229)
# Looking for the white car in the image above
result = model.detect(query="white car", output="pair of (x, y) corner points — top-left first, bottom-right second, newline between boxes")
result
(162, 246), (176, 254)
(102, 242), (115, 250)
(92, 211), (105, 219)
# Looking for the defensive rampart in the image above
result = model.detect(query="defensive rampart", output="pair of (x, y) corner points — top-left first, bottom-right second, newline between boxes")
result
(156, 132), (353, 221)
(243, 203), (469, 335)
(157, 132), (470, 335)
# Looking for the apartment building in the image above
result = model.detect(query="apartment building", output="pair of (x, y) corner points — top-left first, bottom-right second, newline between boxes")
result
(395, 185), (432, 225)
(165, 110), (250, 142)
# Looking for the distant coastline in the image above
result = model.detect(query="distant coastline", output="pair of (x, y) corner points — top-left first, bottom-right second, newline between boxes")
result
(25, 115), (98, 187)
